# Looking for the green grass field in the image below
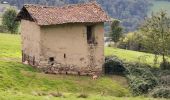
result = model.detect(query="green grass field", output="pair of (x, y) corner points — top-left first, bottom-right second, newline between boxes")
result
(0, 33), (166, 100)
(105, 47), (164, 67)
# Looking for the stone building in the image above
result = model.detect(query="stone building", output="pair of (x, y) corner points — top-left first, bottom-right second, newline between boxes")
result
(16, 3), (110, 75)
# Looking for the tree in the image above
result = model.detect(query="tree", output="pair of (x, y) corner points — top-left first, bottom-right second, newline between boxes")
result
(140, 11), (170, 69)
(2, 8), (19, 34)
(110, 19), (123, 42)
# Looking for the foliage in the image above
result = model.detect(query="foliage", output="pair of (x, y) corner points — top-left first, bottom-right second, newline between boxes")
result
(104, 56), (125, 75)
(150, 86), (170, 98)
(105, 47), (170, 98)
(5, 0), (150, 32)
(117, 32), (144, 51)
(110, 19), (123, 42)
(160, 61), (170, 70)
(124, 63), (158, 96)
(140, 11), (170, 69)
(2, 8), (19, 34)
(3, 0), (170, 33)
(148, 0), (170, 16)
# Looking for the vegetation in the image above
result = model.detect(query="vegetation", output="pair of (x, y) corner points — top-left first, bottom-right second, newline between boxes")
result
(2, 0), (170, 33)
(1, 33), (168, 99)
(0, 33), (132, 99)
(3, 0), (150, 32)
(124, 63), (158, 96)
(140, 11), (170, 69)
(104, 56), (170, 98)
(2, 8), (19, 34)
(110, 19), (123, 43)
(105, 47), (165, 67)
(117, 32), (144, 51)
(148, 0), (170, 16)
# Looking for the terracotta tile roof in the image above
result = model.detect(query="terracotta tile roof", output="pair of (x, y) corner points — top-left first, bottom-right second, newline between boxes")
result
(16, 3), (110, 25)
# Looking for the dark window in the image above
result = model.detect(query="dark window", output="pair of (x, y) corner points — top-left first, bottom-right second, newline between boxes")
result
(49, 57), (54, 62)
(64, 54), (66, 58)
(87, 26), (95, 44)
(33, 56), (35, 65)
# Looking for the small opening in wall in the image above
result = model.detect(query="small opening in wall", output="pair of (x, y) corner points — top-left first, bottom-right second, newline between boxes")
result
(78, 72), (80, 75)
(33, 56), (35, 65)
(86, 25), (95, 44)
(49, 57), (54, 62)
(64, 54), (66, 58)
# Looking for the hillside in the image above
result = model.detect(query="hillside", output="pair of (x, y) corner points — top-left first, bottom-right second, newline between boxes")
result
(148, 0), (170, 16)
(0, 33), (130, 99)
(0, 0), (170, 32)
(0, 33), (166, 100)
(105, 47), (164, 67)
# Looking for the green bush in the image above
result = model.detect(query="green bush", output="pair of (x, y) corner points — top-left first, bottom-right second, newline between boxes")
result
(104, 56), (125, 75)
(125, 63), (158, 96)
(160, 61), (170, 70)
(150, 86), (170, 99)
(152, 69), (170, 86)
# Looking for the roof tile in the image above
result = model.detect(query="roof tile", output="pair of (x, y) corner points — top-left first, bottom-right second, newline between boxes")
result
(17, 3), (110, 25)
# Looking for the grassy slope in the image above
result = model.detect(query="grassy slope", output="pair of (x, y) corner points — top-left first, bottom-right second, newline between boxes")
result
(148, 0), (170, 16)
(0, 33), (166, 100)
(0, 33), (128, 99)
(105, 47), (164, 67)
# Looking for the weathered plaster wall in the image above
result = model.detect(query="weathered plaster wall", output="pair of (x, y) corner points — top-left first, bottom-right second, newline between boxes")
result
(21, 20), (104, 75)
(39, 23), (104, 75)
(21, 20), (41, 66)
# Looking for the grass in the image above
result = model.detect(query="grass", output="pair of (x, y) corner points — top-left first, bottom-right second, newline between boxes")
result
(0, 33), (21, 59)
(0, 91), (166, 100)
(148, 0), (170, 16)
(0, 33), (131, 99)
(0, 33), (167, 99)
(105, 47), (164, 67)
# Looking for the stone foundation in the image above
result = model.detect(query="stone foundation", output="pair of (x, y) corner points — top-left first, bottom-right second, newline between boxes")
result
(22, 54), (102, 76)
(38, 62), (102, 76)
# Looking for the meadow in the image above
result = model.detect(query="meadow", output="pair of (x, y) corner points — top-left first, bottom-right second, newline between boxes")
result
(105, 47), (164, 67)
(0, 33), (166, 100)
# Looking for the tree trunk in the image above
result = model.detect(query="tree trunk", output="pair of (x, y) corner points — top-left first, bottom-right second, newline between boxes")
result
(162, 53), (166, 69)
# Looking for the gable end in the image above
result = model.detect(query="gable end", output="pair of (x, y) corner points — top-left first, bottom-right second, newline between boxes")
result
(16, 7), (35, 22)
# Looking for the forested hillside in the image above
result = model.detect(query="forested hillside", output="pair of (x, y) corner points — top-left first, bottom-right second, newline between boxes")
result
(1, 0), (170, 32)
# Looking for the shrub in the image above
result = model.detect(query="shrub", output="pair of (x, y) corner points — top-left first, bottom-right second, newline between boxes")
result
(104, 56), (125, 75)
(160, 61), (170, 70)
(150, 86), (170, 98)
(152, 69), (170, 86)
(125, 63), (158, 96)
(2, 8), (19, 34)
(117, 32), (145, 51)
